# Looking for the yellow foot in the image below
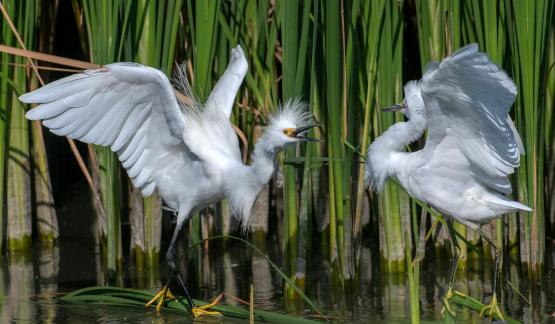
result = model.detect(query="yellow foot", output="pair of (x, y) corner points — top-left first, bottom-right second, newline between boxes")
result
(440, 288), (467, 318)
(479, 294), (505, 321)
(191, 295), (223, 318)
(441, 287), (456, 318)
(145, 286), (176, 313)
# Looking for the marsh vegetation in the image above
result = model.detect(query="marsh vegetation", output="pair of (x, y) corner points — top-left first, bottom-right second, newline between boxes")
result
(0, 0), (554, 322)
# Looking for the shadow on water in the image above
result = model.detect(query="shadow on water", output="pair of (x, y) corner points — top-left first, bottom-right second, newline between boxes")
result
(2, 186), (555, 323)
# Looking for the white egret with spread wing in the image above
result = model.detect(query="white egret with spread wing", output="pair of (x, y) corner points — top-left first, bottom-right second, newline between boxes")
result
(364, 44), (530, 320)
(20, 46), (318, 317)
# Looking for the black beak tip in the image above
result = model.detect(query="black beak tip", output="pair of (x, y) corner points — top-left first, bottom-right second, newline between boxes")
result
(382, 104), (403, 112)
(294, 124), (321, 143)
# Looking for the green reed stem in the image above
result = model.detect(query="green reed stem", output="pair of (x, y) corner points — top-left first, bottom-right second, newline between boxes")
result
(80, 0), (132, 277)
(5, 0), (37, 251)
(505, 0), (553, 277)
(0, 1), (14, 253)
(324, 0), (347, 279)
(375, 0), (406, 272)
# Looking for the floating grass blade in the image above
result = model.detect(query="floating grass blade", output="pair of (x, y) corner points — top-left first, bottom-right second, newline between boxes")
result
(177, 235), (324, 318)
(443, 290), (520, 323)
(62, 286), (321, 323)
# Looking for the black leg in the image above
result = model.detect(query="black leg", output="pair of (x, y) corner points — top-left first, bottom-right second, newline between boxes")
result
(492, 248), (501, 295)
(445, 217), (461, 287)
(460, 222), (505, 320)
(474, 225), (501, 297)
(441, 217), (463, 317)
(165, 223), (197, 310)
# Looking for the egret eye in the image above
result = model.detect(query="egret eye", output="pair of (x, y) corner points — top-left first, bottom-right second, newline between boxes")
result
(283, 128), (296, 137)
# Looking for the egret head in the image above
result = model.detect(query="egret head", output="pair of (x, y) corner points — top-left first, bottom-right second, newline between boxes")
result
(264, 100), (319, 149)
(382, 80), (425, 119)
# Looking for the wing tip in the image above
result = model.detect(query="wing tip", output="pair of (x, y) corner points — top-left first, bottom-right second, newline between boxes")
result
(25, 107), (41, 120)
(229, 45), (248, 72)
(141, 182), (156, 196)
(450, 43), (479, 60)
(19, 92), (34, 104)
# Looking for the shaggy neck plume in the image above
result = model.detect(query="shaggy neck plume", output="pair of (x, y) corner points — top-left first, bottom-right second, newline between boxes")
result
(365, 110), (426, 191)
(228, 133), (280, 232)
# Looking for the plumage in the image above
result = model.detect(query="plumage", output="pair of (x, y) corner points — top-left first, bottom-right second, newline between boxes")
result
(21, 45), (318, 285)
(365, 44), (531, 226)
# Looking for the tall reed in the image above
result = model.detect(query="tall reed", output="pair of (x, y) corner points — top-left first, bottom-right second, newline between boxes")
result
(33, 1), (58, 246)
(352, 0), (383, 269)
(324, 0), (350, 280)
(79, 0), (131, 276)
(547, 23), (555, 242)
(0, 4), (12, 253)
(505, 0), (553, 278)
(127, 0), (183, 272)
(279, 0), (313, 302)
(374, 0), (406, 273)
(4, 0), (37, 251)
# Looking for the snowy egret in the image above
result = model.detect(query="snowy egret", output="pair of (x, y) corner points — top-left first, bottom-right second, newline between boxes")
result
(21, 45), (318, 317)
(364, 44), (530, 320)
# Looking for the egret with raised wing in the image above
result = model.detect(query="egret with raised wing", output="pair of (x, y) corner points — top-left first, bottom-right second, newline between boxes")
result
(364, 44), (530, 320)
(20, 46), (318, 317)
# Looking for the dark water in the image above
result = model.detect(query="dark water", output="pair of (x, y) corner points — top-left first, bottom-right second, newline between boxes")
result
(2, 184), (555, 323)
(2, 237), (555, 323)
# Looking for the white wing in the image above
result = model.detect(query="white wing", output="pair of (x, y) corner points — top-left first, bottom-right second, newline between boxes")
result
(182, 45), (247, 165)
(22, 63), (193, 196)
(421, 44), (522, 194)
(205, 45), (248, 118)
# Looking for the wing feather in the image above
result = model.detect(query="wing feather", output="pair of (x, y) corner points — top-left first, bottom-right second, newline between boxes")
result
(21, 63), (195, 197)
(174, 46), (247, 164)
(205, 45), (248, 118)
(421, 44), (521, 194)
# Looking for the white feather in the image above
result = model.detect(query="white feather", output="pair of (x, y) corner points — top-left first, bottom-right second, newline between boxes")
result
(365, 44), (531, 225)
(21, 45), (316, 267)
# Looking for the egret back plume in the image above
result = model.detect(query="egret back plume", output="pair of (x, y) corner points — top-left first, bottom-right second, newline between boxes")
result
(172, 63), (202, 114)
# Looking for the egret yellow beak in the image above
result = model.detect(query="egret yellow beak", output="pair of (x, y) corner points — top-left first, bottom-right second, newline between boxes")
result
(284, 124), (321, 142)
